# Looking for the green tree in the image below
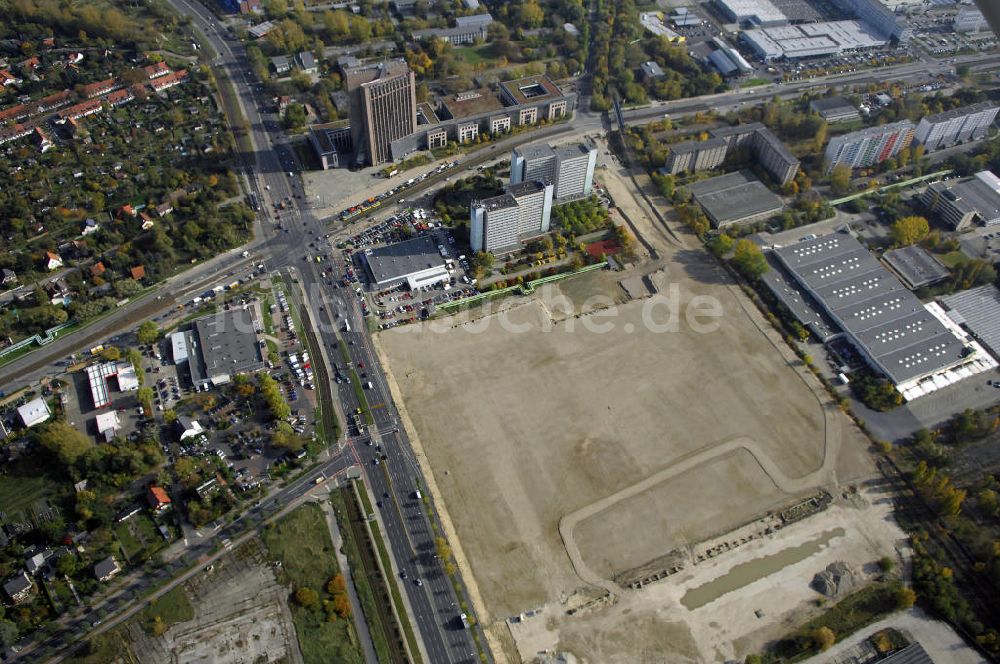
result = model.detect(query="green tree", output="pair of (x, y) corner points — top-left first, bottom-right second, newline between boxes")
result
(137, 321), (160, 345)
(828, 164), (852, 195)
(295, 587), (319, 608)
(813, 120), (828, 153)
(518, 0), (544, 28)
(895, 585), (917, 609)
(100, 346), (122, 361)
(812, 626), (836, 651)
(126, 348), (144, 385)
(56, 553), (80, 577)
(731, 239), (769, 281)
(113, 279), (142, 298)
(283, 103), (306, 130)
(137, 386), (154, 413)
(348, 15), (371, 42)
(272, 422), (304, 451)
(265, 0), (288, 16)
(0, 620), (17, 648)
(435, 536), (452, 561)
(37, 421), (94, 467)
(891, 216), (930, 246)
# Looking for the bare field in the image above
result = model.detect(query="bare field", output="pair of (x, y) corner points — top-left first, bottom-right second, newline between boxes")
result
(575, 449), (788, 579)
(378, 261), (874, 630)
(128, 542), (302, 664)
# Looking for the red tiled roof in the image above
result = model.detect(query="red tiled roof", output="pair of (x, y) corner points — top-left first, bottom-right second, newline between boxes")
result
(143, 62), (170, 79)
(80, 77), (119, 98)
(150, 69), (188, 91)
(0, 103), (29, 123)
(57, 98), (103, 121)
(130, 265), (145, 280)
(147, 486), (171, 506)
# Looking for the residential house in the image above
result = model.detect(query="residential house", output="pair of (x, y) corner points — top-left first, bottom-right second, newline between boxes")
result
(56, 98), (103, 123)
(32, 127), (53, 152)
(115, 504), (142, 522)
(143, 62), (170, 80)
(149, 69), (187, 92)
(177, 416), (204, 441)
(93, 556), (120, 582)
(24, 547), (54, 575)
(130, 265), (146, 281)
(106, 88), (135, 108)
(239, 0), (263, 13)
(44, 251), (63, 271)
(0, 103), (29, 124)
(80, 77), (120, 99)
(248, 20), (275, 38)
(147, 485), (172, 512)
(0, 69), (22, 87)
(2, 269), (17, 285)
(141, 217), (156, 230)
(154, 201), (173, 217)
(65, 52), (84, 64)
(81, 218), (100, 236)
(90, 262), (106, 279)
(271, 56), (291, 75)
(0, 123), (32, 146)
(119, 204), (137, 218)
(3, 572), (33, 604)
(46, 278), (72, 305)
(16, 397), (50, 428)
(19, 56), (40, 73)
(297, 51), (317, 74)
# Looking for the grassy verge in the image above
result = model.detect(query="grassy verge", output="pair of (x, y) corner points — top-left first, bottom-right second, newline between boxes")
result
(139, 585), (194, 634)
(0, 473), (57, 514)
(213, 68), (252, 157)
(64, 628), (137, 664)
(296, 303), (341, 441)
(354, 481), (423, 663)
(261, 503), (364, 664)
(754, 581), (911, 662)
(331, 487), (410, 664)
(191, 26), (217, 63)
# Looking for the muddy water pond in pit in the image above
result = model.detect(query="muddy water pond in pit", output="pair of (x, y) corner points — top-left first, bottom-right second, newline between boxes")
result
(681, 527), (846, 610)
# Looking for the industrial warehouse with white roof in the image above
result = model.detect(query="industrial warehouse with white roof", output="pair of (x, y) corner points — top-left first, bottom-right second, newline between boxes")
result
(363, 235), (449, 289)
(772, 233), (996, 399)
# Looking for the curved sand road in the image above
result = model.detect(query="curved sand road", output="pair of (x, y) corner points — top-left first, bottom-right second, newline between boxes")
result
(558, 266), (846, 595)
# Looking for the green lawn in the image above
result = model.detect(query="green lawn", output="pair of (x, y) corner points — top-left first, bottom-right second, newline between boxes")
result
(141, 586), (194, 630)
(762, 582), (909, 661)
(330, 489), (398, 664)
(936, 250), (968, 268)
(261, 503), (363, 664)
(0, 473), (55, 515)
(352, 481), (423, 663)
(115, 523), (144, 561)
(742, 77), (770, 87)
(64, 628), (137, 664)
(454, 44), (495, 65)
(116, 513), (165, 562)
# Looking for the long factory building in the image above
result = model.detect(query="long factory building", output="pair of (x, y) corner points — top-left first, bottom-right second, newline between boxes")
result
(771, 233), (995, 399)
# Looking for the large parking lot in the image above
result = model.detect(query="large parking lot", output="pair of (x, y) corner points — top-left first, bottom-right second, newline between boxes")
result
(328, 207), (481, 327)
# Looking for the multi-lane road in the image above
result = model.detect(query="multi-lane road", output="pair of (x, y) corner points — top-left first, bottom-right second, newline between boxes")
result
(156, 3), (490, 662)
(6, 8), (1000, 661)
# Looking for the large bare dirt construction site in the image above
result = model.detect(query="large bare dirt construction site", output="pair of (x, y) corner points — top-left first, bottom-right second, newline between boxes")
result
(377, 235), (896, 662)
(128, 541), (302, 664)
